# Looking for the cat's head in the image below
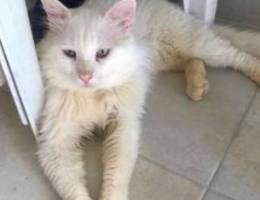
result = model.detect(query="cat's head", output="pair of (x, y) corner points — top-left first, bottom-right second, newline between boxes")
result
(39, 0), (149, 91)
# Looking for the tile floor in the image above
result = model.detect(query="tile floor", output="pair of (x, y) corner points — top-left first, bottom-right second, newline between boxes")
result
(0, 69), (260, 200)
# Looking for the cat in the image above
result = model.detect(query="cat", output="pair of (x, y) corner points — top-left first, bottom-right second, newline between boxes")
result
(36, 0), (260, 200)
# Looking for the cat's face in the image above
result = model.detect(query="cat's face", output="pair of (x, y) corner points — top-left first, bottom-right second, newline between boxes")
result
(40, 0), (146, 90)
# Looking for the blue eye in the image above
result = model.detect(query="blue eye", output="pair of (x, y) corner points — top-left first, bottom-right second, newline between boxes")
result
(63, 49), (77, 59)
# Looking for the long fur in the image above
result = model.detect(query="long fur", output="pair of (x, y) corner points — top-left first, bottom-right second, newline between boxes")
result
(35, 0), (260, 200)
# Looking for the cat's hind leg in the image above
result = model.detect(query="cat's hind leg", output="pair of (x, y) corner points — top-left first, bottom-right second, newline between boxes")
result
(153, 43), (209, 101)
(191, 28), (260, 85)
(185, 58), (209, 101)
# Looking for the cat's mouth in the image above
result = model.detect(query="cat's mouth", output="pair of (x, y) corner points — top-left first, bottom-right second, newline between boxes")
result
(80, 80), (93, 87)
(76, 77), (93, 88)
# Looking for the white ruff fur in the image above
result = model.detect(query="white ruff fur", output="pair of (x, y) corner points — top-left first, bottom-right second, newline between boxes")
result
(34, 0), (260, 200)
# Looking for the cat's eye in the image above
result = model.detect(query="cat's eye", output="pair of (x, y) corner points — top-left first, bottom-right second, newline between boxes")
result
(96, 49), (110, 61)
(63, 49), (77, 59)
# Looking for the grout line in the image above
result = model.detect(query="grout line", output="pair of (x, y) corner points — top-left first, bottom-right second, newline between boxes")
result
(138, 154), (204, 188)
(200, 88), (258, 200)
(210, 189), (237, 200)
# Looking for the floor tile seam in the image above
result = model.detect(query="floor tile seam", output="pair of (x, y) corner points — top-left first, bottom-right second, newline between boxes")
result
(200, 88), (258, 200)
(210, 188), (238, 200)
(138, 154), (204, 188)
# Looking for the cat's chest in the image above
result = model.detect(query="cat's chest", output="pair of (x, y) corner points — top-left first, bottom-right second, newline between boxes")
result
(45, 89), (120, 128)
(68, 91), (120, 128)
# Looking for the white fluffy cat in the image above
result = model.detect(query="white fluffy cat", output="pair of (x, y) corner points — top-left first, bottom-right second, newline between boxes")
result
(36, 0), (260, 200)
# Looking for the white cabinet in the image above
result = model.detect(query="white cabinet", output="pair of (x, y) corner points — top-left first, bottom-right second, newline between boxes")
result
(184, 0), (218, 24)
(0, 0), (43, 135)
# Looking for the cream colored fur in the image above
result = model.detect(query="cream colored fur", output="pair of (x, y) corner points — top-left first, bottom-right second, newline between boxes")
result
(37, 0), (260, 200)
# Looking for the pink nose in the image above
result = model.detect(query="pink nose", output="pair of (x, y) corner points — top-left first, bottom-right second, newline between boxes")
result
(79, 71), (93, 84)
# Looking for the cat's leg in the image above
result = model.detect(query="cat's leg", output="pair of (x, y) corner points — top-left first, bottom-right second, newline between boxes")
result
(37, 124), (92, 200)
(185, 58), (209, 101)
(192, 29), (260, 84)
(0, 67), (5, 87)
(100, 119), (139, 200)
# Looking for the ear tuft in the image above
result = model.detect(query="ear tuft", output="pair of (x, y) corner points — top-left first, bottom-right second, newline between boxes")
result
(41, 0), (71, 30)
(101, 0), (136, 43)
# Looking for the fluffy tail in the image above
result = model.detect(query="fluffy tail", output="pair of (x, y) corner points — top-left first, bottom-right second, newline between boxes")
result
(212, 25), (260, 58)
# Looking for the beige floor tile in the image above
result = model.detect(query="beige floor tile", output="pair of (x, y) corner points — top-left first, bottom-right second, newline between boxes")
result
(83, 139), (103, 199)
(204, 191), (234, 200)
(130, 157), (203, 200)
(140, 69), (256, 185)
(211, 90), (260, 200)
(0, 92), (59, 200)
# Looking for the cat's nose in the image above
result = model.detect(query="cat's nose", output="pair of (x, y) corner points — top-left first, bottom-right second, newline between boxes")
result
(79, 71), (93, 84)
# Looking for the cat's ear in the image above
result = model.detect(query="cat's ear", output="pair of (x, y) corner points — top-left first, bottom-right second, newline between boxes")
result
(101, 0), (136, 43)
(41, 0), (71, 31)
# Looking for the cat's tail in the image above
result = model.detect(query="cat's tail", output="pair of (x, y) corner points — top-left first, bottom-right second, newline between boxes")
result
(212, 25), (260, 58)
